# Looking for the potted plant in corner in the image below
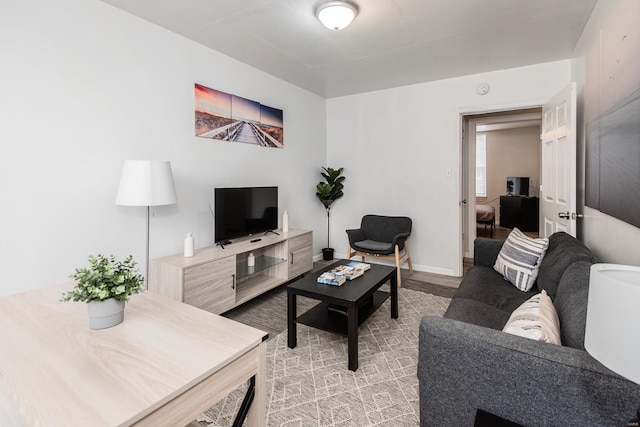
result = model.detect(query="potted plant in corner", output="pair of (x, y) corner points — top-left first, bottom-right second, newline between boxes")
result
(316, 166), (345, 261)
(61, 254), (144, 330)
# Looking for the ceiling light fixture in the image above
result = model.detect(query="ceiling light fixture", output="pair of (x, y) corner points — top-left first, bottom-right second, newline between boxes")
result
(316, 1), (358, 31)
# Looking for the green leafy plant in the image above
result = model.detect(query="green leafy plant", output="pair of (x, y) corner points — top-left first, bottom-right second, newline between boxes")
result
(316, 166), (345, 248)
(61, 254), (144, 303)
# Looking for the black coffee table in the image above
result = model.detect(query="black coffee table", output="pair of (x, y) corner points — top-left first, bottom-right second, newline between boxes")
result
(287, 260), (398, 371)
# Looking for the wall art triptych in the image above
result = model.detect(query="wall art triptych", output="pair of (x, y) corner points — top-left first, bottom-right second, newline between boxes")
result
(194, 83), (284, 148)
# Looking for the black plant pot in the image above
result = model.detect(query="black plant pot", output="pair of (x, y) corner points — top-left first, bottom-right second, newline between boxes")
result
(322, 248), (335, 261)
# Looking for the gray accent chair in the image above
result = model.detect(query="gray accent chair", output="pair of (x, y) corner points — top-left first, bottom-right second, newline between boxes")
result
(418, 232), (640, 426)
(346, 214), (413, 287)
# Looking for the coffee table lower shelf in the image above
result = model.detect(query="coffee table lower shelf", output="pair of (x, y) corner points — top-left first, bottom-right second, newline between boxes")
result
(296, 290), (389, 336)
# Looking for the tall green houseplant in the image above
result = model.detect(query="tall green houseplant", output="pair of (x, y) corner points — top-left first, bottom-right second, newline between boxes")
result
(316, 166), (345, 260)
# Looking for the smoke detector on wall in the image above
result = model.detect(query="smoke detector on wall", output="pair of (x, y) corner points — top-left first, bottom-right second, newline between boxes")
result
(476, 83), (490, 95)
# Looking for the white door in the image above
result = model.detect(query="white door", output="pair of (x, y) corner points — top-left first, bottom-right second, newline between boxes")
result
(540, 83), (577, 237)
(462, 117), (474, 259)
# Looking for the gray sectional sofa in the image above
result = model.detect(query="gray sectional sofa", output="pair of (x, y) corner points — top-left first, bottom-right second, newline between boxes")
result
(418, 232), (640, 426)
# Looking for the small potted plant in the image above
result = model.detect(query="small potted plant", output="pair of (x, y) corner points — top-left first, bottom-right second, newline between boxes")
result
(61, 254), (144, 329)
(316, 166), (345, 260)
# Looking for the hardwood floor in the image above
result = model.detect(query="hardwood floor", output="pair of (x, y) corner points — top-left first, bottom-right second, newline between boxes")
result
(477, 224), (539, 240)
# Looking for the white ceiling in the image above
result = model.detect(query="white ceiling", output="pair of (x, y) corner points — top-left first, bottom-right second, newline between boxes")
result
(99, 0), (597, 98)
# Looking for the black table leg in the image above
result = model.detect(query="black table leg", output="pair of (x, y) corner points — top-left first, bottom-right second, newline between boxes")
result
(232, 376), (255, 427)
(390, 270), (398, 319)
(287, 290), (297, 348)
(347, 303), (358, 371)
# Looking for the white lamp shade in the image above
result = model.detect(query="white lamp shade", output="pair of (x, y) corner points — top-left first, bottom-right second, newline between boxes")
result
(585, 263), (640, 384)
(115, 160), (177, 207)
(316, 1), (358, 31)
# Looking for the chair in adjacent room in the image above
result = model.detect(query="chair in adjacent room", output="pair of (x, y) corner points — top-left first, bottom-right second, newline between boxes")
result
(346, 214), (413, 287)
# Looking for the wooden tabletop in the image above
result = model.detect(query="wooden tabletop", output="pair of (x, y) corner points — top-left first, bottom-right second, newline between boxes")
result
(0, 283), (267, 426)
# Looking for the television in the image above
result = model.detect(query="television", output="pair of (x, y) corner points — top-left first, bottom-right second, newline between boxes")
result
(506, 177), (530, 196)
(214, 186), (278, 243)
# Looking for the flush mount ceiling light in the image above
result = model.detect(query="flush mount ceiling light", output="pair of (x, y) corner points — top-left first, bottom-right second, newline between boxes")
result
(316, 1), (358, 31)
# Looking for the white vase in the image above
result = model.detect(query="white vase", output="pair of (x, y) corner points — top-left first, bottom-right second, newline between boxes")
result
(283, 210), (289, 233)
(184, 232), (194, 257)
(87, 298), (125, 330)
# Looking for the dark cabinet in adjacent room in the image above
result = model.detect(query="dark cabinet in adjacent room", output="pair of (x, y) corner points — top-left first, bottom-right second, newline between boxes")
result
(499, 196), (539, 232)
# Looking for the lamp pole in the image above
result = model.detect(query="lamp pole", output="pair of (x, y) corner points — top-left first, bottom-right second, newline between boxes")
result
(115, 160), (177, 289)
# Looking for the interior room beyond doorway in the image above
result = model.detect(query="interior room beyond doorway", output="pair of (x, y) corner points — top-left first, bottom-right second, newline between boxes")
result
(464, 108), (542, 252)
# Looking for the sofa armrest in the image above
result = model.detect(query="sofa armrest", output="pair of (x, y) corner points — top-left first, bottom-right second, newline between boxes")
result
(346, 228), (367, 245)
(418, 315), (640, 427)
(474, 238), (504, 267)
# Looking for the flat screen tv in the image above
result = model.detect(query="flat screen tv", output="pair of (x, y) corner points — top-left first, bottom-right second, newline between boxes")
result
(214, 186), (278, 243)
(506, 177), (530, 196)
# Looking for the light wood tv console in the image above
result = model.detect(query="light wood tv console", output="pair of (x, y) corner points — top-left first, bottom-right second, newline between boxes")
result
(149, 229), (313, 314)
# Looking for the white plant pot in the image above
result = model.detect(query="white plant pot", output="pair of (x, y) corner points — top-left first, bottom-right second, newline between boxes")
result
(87, 298), (125, 330)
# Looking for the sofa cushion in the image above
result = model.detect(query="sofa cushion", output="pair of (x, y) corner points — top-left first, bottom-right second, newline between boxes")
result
(553, 261), (593, 350)
(473, 238), (504, 268)
(452, 266), (538, 313)
(494, 228), (549, 292)
(536, 232), (599, 298)
(502, 290), (561, 345)
(444, 298), (511, 330)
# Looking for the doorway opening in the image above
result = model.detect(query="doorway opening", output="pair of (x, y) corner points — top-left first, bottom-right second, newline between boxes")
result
(461, 108), (542, 258)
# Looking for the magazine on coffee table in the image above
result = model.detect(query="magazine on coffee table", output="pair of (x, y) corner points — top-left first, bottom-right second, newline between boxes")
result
(345, 261), (371, 272)
(317, 262), (371, 285)
(317, 271), (346, 286)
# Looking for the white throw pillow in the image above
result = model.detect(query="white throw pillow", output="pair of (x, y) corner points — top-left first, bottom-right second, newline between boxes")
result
(494, 228), (549, 291)
(502, 290), (561, 345)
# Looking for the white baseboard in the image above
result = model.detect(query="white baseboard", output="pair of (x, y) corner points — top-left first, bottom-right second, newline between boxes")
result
(314, 252), (457, 277)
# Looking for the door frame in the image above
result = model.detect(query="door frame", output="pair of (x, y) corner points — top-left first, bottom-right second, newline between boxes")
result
(457, 102), (543, 274)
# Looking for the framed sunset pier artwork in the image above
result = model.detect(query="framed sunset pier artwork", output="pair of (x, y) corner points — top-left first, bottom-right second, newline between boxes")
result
(194, 83), (284, 148)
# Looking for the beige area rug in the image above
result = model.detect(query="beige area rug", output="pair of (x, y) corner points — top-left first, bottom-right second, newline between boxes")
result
(194, 288), (450, 427)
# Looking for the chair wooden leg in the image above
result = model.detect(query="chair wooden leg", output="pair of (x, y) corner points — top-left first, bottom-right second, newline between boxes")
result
(394, 245), (402, 288)
(346, 244), (352, 260)
(405, 243), (414, 275)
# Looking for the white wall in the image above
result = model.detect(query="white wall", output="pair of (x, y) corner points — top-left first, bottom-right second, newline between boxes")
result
(572, 0), (640, 265)
(327, 61), (570, 276)
(0, 0), (327, 296)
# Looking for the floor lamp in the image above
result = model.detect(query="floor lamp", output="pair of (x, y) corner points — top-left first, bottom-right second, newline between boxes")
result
(585, 263), (640, 425)
(115, 160), (177, 288)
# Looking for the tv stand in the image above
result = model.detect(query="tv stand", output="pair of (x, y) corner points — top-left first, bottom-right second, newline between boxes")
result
(499, 196), (539, 232)
(265, 230), (279, 236)
(149, 229), (313, 314)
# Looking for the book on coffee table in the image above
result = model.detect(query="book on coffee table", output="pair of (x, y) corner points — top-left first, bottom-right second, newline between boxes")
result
(346, 261), (371, 271)
(342, 261), (371, 280)
(317, 271), (346, 286)
(339, 267), (364, 281)
(317, 262), (372, 285)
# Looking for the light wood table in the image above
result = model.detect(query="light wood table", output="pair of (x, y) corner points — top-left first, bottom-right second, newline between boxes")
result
(0, 283), (268, 426)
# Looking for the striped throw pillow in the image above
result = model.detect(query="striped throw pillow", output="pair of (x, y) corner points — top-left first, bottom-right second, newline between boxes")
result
(502, 290), (561, 345)
(494, 228), (549, 291)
